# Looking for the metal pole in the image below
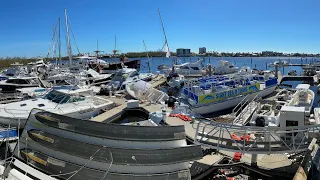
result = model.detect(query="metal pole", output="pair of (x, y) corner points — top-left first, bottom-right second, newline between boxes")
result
(265, 62), (267, 70)
(65, 9), (73, 66)
(158, 8), (170, 55)
(143, 40), (151, 73)
(58, 17), (61, 66)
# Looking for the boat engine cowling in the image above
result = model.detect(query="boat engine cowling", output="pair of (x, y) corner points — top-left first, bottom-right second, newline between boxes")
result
(255, 117), (265, 127)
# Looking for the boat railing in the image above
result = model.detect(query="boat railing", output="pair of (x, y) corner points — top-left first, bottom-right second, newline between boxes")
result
(232, 92), (261, 124)
(1, 103), (95, 120)
(0, 92), (25, 104)
(233, 94), (261, 125)
(195, 118), (320, 154)
(232, 94), (250, 117)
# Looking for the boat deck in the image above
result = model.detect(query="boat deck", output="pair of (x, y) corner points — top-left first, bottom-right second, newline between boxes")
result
(150, 74), (166, 88)
(91, 75), (166, 122)
(90, 97), (126, 122)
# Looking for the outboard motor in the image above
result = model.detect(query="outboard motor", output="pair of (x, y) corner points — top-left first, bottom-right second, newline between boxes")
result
(166, 96), (177, 108)
(255, 117), (265, 127)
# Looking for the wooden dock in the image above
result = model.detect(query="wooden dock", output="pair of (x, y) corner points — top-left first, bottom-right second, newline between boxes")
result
(90, 97), (127, 122)
(150, 74), (166, 88)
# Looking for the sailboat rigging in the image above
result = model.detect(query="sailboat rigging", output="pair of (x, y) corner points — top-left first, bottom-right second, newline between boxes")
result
(143, 40), (151, 73)
(64, 9), (73, 66)
(158, 8), (171, 58)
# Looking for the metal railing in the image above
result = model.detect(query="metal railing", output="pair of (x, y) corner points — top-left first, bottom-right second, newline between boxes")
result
(195, 119), (320, 154)
(233, 93), (262, 125)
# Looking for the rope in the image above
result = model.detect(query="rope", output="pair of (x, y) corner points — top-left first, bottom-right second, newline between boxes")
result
(67, 19), (81, 55)
(66, 149), (100, 180)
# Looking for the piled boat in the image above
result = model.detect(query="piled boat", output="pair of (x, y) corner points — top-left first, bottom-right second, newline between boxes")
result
(3, 109), (203, 180)
(181, 72), (278, 115)
(233, 84), (315, 127)
(0, 88), (114, 127)
(126, 79), (169, 103)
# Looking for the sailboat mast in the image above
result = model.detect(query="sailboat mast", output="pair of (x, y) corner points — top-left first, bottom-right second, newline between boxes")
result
(52, 24), (57, 65)
(58, 17), (61, 66)
(96, 38), (99, 58)
(158, 8), (170, 56)
(143, 40), (151, 73)
(64, 9), (73, 66)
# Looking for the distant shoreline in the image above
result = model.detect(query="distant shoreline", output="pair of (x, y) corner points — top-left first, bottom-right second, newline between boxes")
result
(0, 55), (319, 69)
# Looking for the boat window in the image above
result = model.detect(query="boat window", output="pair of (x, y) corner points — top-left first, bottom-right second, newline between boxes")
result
(191, 67), (200, 70)
(286, 120), (298, 127)
(112, 72), (129, 81)
(181, 66), (189, 69)
(43, 90), (71, 104)
(29, 79), (40, 85)
(129, 71), (139, 77)
(68, 96), (85, 103)
(6, 79), (19, 84)
(18, 79), (29, 84)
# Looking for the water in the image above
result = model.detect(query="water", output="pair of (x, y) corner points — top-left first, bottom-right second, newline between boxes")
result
(121, 56), (318, 74)
(56, 56), (318, 74)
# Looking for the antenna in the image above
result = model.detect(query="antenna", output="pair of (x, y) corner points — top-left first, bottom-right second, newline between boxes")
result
(143, 40), (151, 73)
(94, 38), (103, 58)
(112, 35), (118, 56)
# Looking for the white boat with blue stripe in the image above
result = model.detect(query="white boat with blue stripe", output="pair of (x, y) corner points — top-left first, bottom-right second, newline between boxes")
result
(181, 72), (278, 115)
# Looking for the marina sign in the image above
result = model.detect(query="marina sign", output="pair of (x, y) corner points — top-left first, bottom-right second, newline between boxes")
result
(199, 83), (260, 104)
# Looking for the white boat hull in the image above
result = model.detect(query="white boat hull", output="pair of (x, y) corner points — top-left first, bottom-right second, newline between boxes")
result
(192, 86), (277, 115)
(126, 80), (169, 103)
(0, 108), (107, 128)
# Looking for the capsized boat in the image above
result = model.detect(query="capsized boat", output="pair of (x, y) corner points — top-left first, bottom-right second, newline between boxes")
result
(126, 79), (169, 103)
(101, 68), (152, 92)
(166, 72), (184, 88)
(181, 73), (278, 115)
(0, 88), (114, 127)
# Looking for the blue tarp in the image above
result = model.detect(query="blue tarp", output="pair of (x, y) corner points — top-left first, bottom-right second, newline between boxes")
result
(265, 78), (277, 87)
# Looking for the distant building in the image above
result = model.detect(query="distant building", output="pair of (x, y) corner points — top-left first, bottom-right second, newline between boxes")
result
(199, 47), (206, 54)
(176, 48), (191, 57)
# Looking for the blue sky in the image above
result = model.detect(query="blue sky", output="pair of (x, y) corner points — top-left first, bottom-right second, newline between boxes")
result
(0, 0), (319, 58)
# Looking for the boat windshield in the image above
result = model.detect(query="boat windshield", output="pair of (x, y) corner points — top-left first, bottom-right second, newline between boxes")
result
(43, 90), (71, 104)
(112, 72), (129, 81)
